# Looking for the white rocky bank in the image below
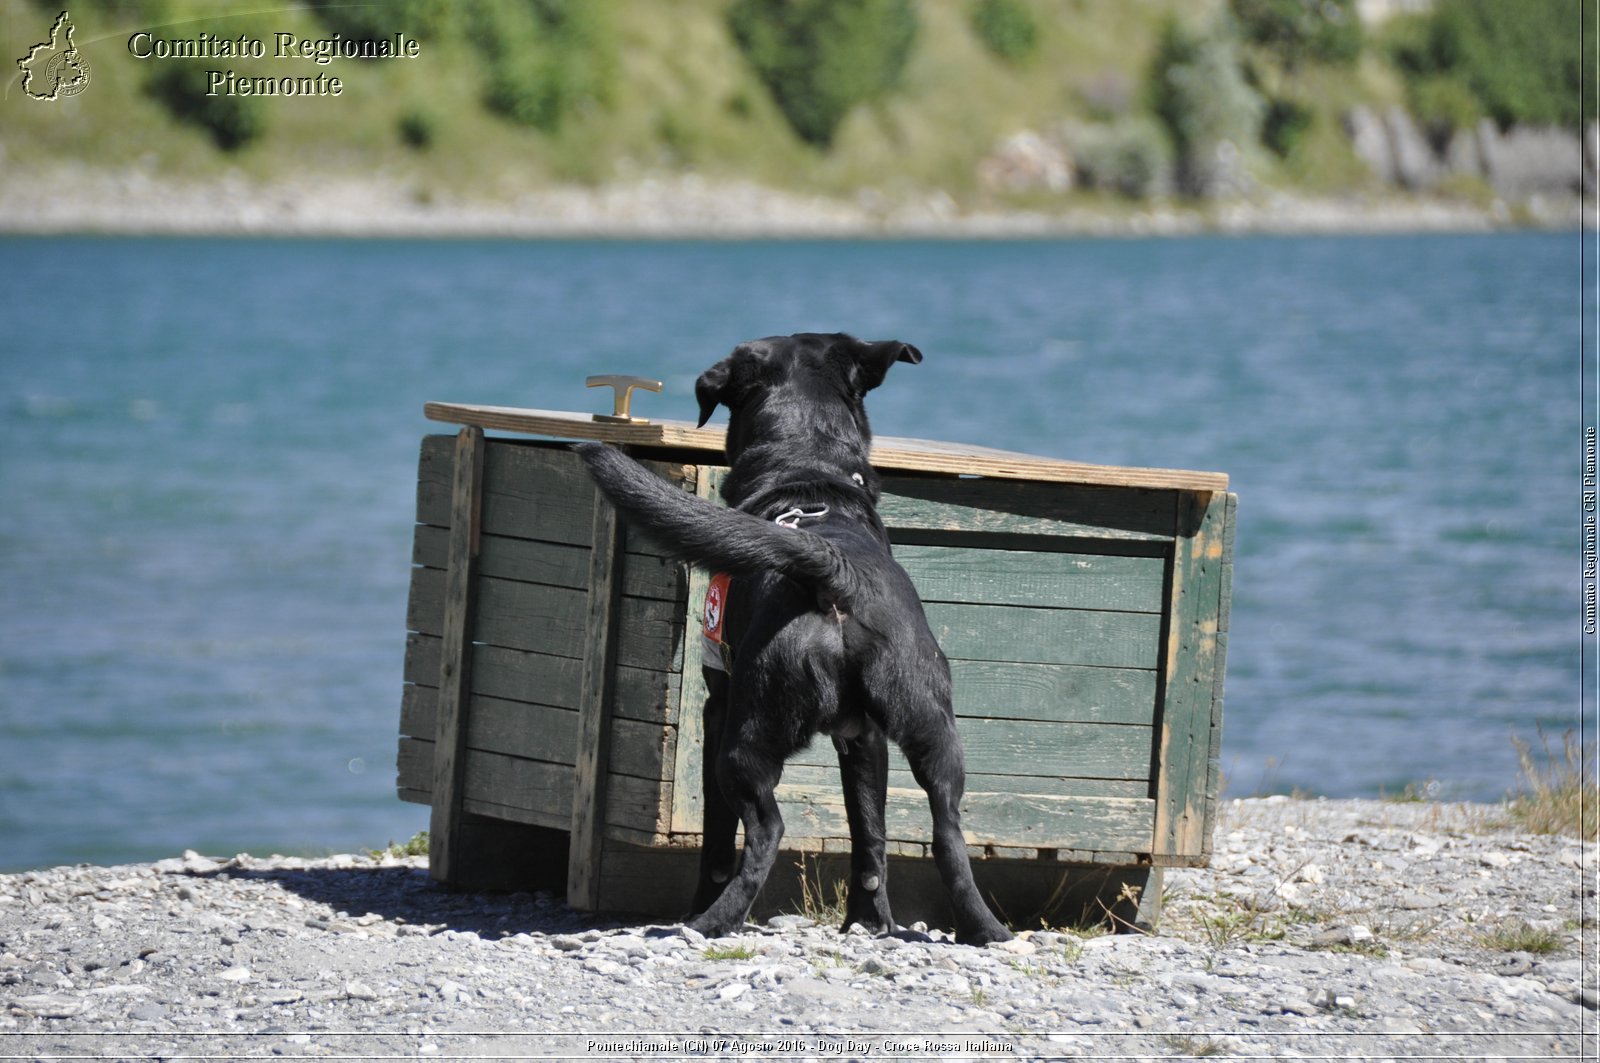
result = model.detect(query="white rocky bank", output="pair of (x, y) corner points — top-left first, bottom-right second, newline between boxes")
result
(0, 163), (1582, 239)
(2, 797), (1594, 1061)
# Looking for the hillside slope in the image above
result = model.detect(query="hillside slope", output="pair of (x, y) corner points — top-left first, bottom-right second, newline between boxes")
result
(0, 0), (1588, 232)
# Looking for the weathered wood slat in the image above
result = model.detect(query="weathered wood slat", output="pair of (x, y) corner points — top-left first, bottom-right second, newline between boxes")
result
(669, 468), (723, 835)
(926, 602), (1161, 669)
(414, 525), (684, 602)
(398, 739), (668, 839)
(428, 426), (484, 885)
(777, 763), (1150, 801)
(772, 785), (1155, 853)
(1200, 492), (1237, 856)
(878, 476), (1178, 542)
(407, 567), (683, 671)
(896, 545), (1166, 612)
(401, 685), (674, 782)
(403, 637), (677, 726)
(1153, 490), (1229, 860)
(422, 404), (1228, 491)
(946, 660), (1158, 725)
(418, 437), (597, 544)
(421, 437), (700, 545)
(784, 719), (1152, 781)
(569, 489), (627, 909)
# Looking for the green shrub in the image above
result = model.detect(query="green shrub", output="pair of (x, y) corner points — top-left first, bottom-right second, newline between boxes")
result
(144, 63), (265, 151)
(1407, 74), (1482, 145)
(398, 108), (437, 150)
(1229, 0), (1362, 71)
(1070, 118), (1173, 198)
(307, 0), (458, 42)
(970, 0), (1039, 65)
(1386, 0), (1587, 130)
(1261, 95), (1313, 158)
(1147, 16), (1263, 197)
(727, 0), (918, 148)
(469, 0), (618, 134)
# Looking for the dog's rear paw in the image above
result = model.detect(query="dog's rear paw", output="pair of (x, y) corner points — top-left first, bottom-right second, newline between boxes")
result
(956, 922), (1013, 947)
(838, 915), (895, 937)
(686, 914), (742, 940)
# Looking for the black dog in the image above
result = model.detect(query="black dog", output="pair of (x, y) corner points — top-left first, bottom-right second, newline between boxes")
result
(576, 333), (1011, 946)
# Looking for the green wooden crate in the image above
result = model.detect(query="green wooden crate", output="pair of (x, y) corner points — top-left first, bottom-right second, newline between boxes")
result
(397, 403), (1234, 930)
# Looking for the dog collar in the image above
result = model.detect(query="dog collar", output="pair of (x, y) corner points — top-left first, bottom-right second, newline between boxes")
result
(774, 505), (829, 529)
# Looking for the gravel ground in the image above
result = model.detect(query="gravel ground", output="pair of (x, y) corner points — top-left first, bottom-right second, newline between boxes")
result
(2, 797), (1594, 1061)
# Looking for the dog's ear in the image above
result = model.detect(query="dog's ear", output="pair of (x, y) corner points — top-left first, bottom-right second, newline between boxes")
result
(696, 341), (769, 426)
(846, 337), (923, 393)
(694, 359), (733, 427)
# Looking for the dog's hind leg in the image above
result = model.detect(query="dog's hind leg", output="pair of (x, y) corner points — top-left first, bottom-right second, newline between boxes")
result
(690, 669), (739, 917)
(686, 746), (785, 939)
(834, 727), (896, 934)
(899, 721), (1013, 946)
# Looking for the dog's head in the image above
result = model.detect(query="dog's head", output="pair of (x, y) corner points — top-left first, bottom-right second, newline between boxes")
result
(694, 333), (922, 466)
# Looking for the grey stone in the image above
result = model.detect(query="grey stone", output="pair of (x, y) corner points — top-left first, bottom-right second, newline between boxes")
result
(11, 992), (88, 1018)
(1384, 106), (1440, 190)
(1478, 121), (1583, 199)
(1346, 106), (1394, 185)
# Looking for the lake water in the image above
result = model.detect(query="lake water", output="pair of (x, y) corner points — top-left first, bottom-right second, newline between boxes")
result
(0, 233), (1580, 872)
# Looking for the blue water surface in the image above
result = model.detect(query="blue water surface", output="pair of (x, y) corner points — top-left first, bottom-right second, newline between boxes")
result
(0, 233), (1580, 871)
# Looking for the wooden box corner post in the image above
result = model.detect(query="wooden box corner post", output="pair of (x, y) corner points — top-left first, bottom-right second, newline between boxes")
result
(1152, 489), (1234, 865)
(428, 426), (485, 884)
(567, 449), (628, 910)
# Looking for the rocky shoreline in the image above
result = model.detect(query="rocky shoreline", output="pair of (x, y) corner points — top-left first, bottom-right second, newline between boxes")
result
(2, 797), (1594, 1060)
(0, 166), (1585, 239)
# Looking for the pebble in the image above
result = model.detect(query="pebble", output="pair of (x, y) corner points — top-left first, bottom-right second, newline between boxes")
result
(0, 798), (1590, 1058)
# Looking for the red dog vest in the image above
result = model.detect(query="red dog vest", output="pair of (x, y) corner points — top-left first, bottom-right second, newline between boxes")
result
(702, 571), (733, 673)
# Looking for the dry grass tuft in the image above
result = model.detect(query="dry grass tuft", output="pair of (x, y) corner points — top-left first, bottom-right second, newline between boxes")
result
(1472, 919), (1564, 955)
(1506, 728), (1598, 840)
(790, 855), (848, 927)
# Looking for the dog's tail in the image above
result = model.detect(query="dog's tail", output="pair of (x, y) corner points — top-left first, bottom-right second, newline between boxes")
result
(575, 442), (856, 600)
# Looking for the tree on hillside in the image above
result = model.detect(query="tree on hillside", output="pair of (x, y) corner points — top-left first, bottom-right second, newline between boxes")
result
(727, 0), (918, 149)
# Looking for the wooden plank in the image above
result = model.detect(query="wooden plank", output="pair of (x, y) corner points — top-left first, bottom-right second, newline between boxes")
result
(404, 637), (677, 726)
(399, 739), (669, 839)
(423, 403), (1228, 491)
(413, 525), (684, 602)
(569, 485), (627, 910)
(481, 441), (599, 546)
(418, 438), (598, 543)
(402, 685), (674, 782)
(1200, 492), (1237, 857)
(1153, 490), (1228, 861)
(430, 441), (698, 550)
(428, 426), (484, 886)
(926, 602), (1162, 669)
(669, 465), (722, 835)
(896, 545), (1166, 612)
(414, 434), (456, 528)
(946, 660), (1158, 726)
(877, 477), (1178, 542)
(407, 567), (682, 671)
(783, 720), (1152, 782)
(773, 785), (1155, 853)
(778, 763), (1150, 801)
